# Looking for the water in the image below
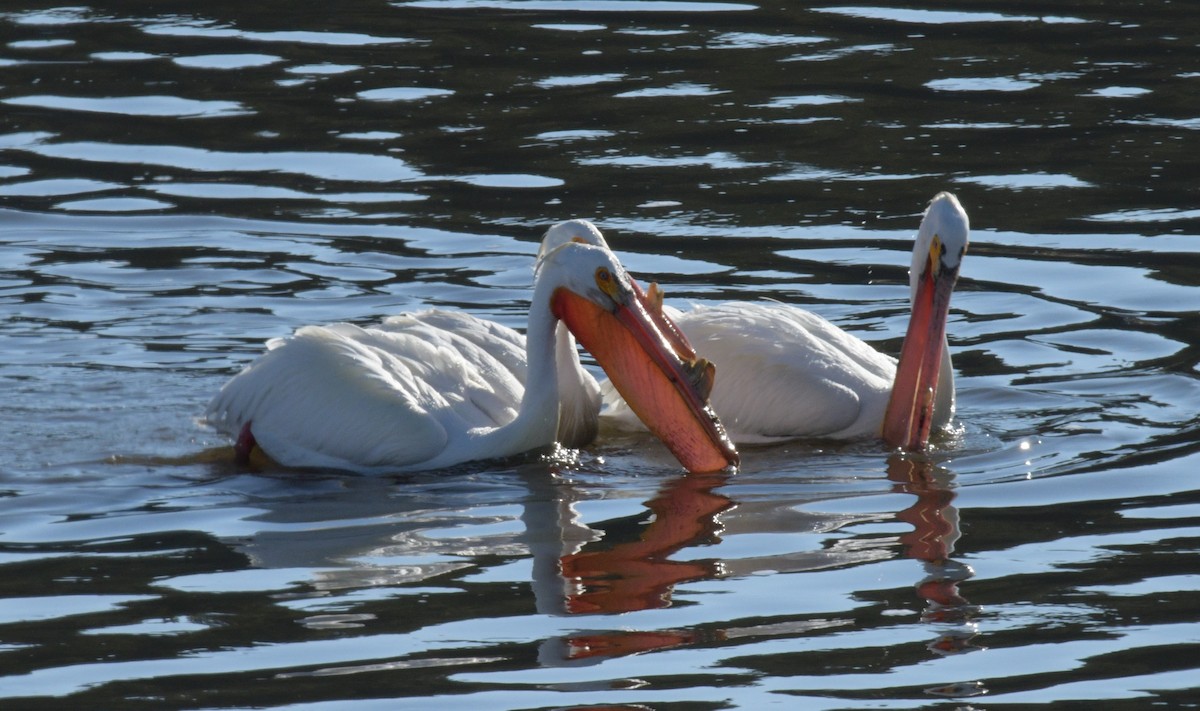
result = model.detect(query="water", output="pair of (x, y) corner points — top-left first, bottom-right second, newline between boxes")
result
(2, 1), (1199, 707)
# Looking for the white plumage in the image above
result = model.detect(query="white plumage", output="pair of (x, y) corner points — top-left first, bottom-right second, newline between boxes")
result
(640, 301), (905, 442)
(546, 192), (968, 448)
(208, 241), (736, 474)
(208, 313), (584, 472)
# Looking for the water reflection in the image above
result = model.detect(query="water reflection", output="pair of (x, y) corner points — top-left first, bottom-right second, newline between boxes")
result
(188, 462), (876, 672)
(525, 465), (862, 667)
(885, 455), (980, 659)
(556, 471), (731, 615)
(531, 457), (990, 668)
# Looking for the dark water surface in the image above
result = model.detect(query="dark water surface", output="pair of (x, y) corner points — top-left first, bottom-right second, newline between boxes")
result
(3, 1), (1200, 708)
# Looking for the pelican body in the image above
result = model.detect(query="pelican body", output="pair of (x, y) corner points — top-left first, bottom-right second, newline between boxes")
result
(208, 241), (738, 474)
(546, 192), (969, 450)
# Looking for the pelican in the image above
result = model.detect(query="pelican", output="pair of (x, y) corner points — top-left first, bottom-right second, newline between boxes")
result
(545, 192), (969, 450)
(207, 241), (739, 474)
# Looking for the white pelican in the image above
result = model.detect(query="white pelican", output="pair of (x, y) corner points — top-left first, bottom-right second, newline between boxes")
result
(207, 241), (739, 474)
(545, 192), (969, 450)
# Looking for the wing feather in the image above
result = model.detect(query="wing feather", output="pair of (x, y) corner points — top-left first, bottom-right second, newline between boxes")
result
(207, 310), (533, 471)
(602, 302), (896, 442)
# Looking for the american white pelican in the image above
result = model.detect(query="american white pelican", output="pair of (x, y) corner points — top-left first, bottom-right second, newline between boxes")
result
(207, 241), (739, 474)
(546, 192), (969, 450)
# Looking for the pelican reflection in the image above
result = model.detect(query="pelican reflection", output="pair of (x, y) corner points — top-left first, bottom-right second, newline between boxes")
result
(886, 454), (981, 657)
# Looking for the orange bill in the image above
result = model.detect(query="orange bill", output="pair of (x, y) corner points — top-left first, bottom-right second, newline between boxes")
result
(551, 287), (738, 473)
(881, 259), (958, 451)
(631, 279), (699, 362)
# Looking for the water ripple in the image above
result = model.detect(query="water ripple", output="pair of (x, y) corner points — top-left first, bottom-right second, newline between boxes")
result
(173, 53), (284, 69)
(141, 20), (423, 46)
(15, 137), (424, 182)
(816, 6), (1081, 24)
(393, 1), (757, 11)
(3, 94), (249, 118)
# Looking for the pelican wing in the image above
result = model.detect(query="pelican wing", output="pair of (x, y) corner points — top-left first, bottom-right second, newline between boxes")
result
(207, 311), (530, 471)
(382, 310), (528, 383)
(603, 302), (896, 442)
(385, 311), (601, 446)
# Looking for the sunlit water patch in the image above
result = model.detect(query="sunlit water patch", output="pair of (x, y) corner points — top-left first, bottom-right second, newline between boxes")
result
(7, 38), (75, 49)
(393, 1), (757, 11)
(356, 87), (456, 102)
(926, 76), (1041, 92)
(1084, 85), (1152, 98)
(172, 53), (284, 69)
(533, 73), (625, 88)
(3, 94), (250, 118)
(615, 81), (729, 98)
(955, 173), (1092, 190)
(815, 6), (1083, 25)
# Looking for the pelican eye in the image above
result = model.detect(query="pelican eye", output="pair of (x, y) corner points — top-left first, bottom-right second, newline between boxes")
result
(595, 266), (622, 299)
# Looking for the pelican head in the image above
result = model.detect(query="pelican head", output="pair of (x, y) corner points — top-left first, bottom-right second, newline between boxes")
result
(909, 191), (970, 301)
(537, 218), (699, 362)
(537, 241), (738, 473)
(537, 219), (609, 270)
(882, 192), (970, 451)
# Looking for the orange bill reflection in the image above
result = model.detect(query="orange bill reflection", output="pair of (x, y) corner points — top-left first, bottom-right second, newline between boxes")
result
(559, 471), (733, 615)
(886, 454), (982, 658)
